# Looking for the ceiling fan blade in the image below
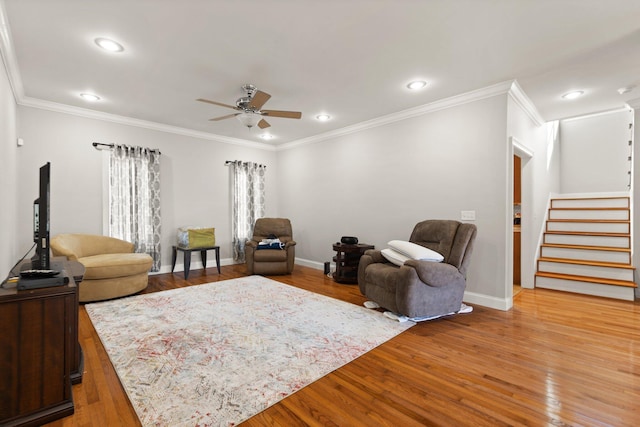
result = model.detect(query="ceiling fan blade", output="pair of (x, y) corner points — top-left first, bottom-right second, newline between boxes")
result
(258, 119), (271, 129)
(248, 90), (271, 110)
(197, 98), (238, 110)
(209, 113), (240, 121)
(261, 110), (302, 119)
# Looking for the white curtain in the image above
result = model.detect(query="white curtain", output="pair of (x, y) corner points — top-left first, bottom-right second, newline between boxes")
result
(230, 161), (266, 262)
(109, 144), (162, 271)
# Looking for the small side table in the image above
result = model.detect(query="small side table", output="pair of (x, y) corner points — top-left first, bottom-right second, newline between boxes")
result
(332, 243), (374, 284)
(172, 245), (220, 279)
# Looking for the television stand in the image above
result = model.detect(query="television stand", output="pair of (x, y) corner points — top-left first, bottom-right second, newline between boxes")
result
(0, 257), (84, 426)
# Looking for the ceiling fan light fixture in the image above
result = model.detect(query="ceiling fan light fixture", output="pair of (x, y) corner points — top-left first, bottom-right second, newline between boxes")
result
(562, 90), (584, 100)
(94, 37), (124, 52)
(236, 112), (263, 128)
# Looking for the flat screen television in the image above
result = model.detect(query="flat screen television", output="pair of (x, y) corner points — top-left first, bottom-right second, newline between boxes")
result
(31, 162), (51, 270)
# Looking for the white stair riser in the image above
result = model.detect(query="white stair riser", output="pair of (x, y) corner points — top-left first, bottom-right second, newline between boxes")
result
(546, 221), (629, 234)
(544, 233), (630, 248)
(538, 261), (634, 282)
(549, 209), (629, 220)
(535, 276), (635, 301)
(551, 198), (629, 209)
(541, 247), (631, 264)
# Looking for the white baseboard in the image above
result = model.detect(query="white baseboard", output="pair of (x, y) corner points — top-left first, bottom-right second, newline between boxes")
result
(295, 257), (324, 270)
(463, 291), (511, 311)
(151, 257), (236, 275)
(153, 257), (322, 276)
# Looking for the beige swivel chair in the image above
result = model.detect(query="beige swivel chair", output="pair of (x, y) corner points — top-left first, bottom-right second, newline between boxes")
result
(51, 234), (153, 302)
(245, 218), (296, 275)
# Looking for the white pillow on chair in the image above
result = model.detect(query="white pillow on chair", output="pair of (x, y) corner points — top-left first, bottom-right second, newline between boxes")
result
(381, 248), (410, 266)
(388, 240), (444, 262)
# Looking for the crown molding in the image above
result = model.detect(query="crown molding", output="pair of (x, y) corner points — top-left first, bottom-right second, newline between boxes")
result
(627, 98), (640, 110)
(2, 1), (542, 156)
(278, 80), (516, 151)
(1, 1), (273, 151)
(560, 106), (631, 123)
(18, 96), (275, 151)
(0, 0), (24, 100)
(507, 80), (545, 126)
(1, 3), (536, 156)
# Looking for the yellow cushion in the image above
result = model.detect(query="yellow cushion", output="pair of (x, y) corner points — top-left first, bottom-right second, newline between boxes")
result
(177, 227), (215, 248)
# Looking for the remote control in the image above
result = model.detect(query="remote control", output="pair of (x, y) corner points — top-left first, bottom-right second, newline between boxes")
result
(19, 269), (61, 278)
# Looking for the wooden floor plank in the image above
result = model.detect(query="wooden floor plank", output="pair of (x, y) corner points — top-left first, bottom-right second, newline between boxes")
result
(43, 264), (640, 426)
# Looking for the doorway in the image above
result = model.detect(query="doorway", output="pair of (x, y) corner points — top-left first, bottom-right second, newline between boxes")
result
(513, 154), (522, 296)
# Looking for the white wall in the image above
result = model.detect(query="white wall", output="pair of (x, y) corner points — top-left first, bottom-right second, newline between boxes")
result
(507, 96), (561, 295)
(15, 106), (278, 272)
(560, 109), (633, 193)
(277, 94), (510, 306)
(0, 55), (18, 280)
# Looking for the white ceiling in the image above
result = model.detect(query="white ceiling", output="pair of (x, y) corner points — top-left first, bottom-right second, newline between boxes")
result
(2, 0), (640, 146)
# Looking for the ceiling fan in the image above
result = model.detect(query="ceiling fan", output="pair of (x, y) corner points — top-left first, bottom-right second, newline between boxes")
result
(197, 84), (302, 129)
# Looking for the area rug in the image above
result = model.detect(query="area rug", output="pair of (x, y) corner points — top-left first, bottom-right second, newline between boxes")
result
(86, 275), (414, 426)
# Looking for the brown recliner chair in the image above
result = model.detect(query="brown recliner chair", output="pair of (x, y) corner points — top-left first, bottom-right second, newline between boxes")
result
(358, 220), (477, 318)
(245, 218), (296, 275)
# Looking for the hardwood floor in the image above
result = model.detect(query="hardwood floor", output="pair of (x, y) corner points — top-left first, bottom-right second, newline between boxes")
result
(45, 264), (640, 426)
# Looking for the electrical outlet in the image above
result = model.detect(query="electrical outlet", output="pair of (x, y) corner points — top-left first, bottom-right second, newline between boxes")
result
(461, 210), (476, 221)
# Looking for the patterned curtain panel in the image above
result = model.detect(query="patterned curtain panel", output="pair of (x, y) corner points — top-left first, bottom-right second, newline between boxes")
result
(109, 144), (162, 271)
(231, 161), (266, 262)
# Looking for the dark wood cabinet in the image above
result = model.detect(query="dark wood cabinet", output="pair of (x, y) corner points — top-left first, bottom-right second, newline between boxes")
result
(0, 259), (83, 427)
(332, 243), (374, 284)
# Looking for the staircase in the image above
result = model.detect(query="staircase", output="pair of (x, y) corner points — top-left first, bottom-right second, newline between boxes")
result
(534, 196), (636, 301)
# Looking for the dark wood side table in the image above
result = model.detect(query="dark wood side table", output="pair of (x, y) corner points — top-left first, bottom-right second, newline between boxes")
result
(0, 257), (83, 427)
(332, 243), (374, 284)
(171, 245), (221, 279)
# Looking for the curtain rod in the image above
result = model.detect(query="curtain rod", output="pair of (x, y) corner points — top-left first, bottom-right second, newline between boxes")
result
(92, 142), (161, 154)
(225, 160), (266, 168)
(92, 142), (113, 150)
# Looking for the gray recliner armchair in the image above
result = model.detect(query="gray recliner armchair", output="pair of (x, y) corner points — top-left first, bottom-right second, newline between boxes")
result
(245, 218), (296, 275)
(357, 220), (477, 318)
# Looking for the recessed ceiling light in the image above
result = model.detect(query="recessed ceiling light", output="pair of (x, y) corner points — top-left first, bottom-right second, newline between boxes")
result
(95, 38), (124, 52)
(79, 93), (100, 102)
(562, 90), (584, 100)
(316, 114), (331, 121)
(617, 85), (636, 95)
(259, 133), (274, 140)
(406, 80), (427, 90)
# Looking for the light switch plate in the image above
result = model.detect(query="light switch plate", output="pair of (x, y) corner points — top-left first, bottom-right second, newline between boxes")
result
(461, 210), (476, 221)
